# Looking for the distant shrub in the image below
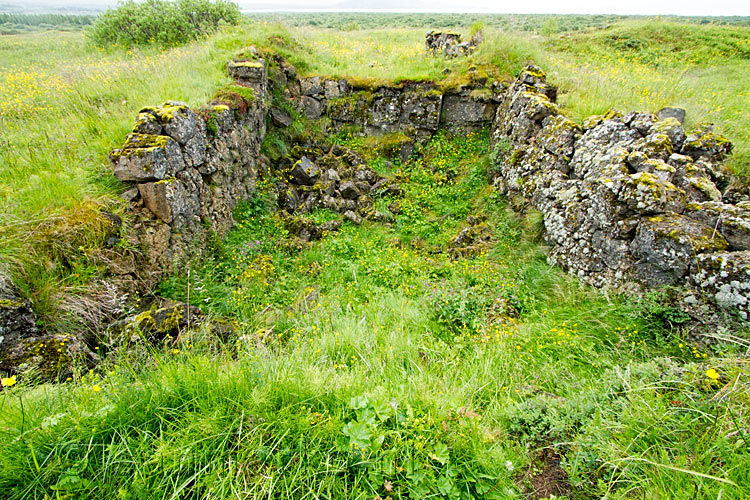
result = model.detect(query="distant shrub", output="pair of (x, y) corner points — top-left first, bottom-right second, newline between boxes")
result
(87, 0), (241, 48)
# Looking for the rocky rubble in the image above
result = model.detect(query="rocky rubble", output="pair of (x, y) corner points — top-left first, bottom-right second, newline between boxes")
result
(491, 64), (750, 319)
(274, 145), (401, 241)
(425, 30), (482, 57)
(1, 294), (98, 379)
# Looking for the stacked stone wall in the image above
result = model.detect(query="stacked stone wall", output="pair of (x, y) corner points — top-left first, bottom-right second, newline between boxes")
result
(490, 65), (750, 319)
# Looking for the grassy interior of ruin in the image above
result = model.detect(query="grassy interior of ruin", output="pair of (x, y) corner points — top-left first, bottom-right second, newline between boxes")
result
(0, 15), (749, 500)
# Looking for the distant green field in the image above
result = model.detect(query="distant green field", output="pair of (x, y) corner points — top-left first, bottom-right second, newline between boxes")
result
(0, 13), (94, 34)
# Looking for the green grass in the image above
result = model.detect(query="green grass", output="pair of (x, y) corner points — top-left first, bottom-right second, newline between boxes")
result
(0, 23), (293, 319)
(2, 130), (748, 499)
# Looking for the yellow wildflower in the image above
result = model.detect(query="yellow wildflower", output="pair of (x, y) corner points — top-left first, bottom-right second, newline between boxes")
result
(705, 369), (720, 380)
(1, 375), (17, 387)
(92, 384), (102, 392)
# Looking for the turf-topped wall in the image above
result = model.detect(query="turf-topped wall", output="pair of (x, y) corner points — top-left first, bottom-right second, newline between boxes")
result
(490, 65), (750, 319)
(107, 54), (502, 280)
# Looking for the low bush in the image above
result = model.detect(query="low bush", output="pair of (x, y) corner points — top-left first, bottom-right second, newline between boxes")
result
(87, 0), (241, 48)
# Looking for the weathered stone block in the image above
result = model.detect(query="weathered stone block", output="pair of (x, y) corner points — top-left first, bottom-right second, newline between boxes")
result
(301, 76), (323, 96)
(227, 59), (266, 82)
(440, 95), (493, 130)
(686, 201), (750, 251)
(657, 107), (686, 124)
(340, 181), (359, 200)
(138, 179), (180, 223)
(402, 92), (442, 131)
(111, 133), (185, 182)
(631, 213), (728, 286)
(300, 96), (324, 119)
(291, 157), (320, 185)
(270, 107), (293, 127)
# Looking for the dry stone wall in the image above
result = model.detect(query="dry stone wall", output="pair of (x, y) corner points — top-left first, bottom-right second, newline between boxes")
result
(107, 58), (750, 320)
(296, 76), (500, 160)
(110, 55), (270, 277)
(490, 65), (750, 319)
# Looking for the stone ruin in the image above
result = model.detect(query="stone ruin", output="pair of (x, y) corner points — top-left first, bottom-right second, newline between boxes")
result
(3, 50), (750, 379)
(425, 30), (482, 58)
(491, 64), (750, 320)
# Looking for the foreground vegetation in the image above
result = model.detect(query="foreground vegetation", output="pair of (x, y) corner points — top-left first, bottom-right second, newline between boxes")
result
(2, 130), (748, 499)
(1, 12), (749, 499)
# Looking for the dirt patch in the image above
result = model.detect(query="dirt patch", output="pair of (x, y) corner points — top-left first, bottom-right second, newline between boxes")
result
(521, 448), (571, 499)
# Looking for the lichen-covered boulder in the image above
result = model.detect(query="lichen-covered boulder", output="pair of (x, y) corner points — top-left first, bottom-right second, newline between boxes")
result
(686, 201), (750, 251)
(2, 333), (97, 380)
(137, 173), (201, 225)
(650, 117), (686, 150)
(270, 107), (293, 128)
(0, 296), (38, 361)
(631, 213), (728, 286)
(538, 115), (581, 158)
(339, 181), (360, 200)
(690, 251), (750, 319)
(300, 96), (324, 119)
(614, 172), (686, 214)
(290, 157), (321, 185)
(157, 102), (197, 144)
(324, 79), (347, 99)
(109, 301), (202, 344)
(369, 93), (402, 131)
(682, 126), (733, 162)
(1, 297), (96, 379)
(402, 90), (442, 131)
(300, 76), (324, 97)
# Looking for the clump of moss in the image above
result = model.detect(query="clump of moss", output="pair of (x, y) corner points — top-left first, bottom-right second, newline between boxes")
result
(212, 83), (255, 116)
(139, 103), (187, 123)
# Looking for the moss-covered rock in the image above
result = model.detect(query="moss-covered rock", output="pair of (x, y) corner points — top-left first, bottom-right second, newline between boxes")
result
(618, 172), (686, 214)
(583, 109), (623, 130)
(682, 126), (733, 162)
(227, 58), (266, 82)
(110, 133), (186, 182)
(686, 201), (750, 250)
(109, 301), (202, 344)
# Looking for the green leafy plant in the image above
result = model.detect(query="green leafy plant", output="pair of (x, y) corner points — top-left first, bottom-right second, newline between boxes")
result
(87, 0), (241, 48)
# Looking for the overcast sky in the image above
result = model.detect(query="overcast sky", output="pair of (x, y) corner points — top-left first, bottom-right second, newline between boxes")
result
(239, 0), (750, 16)
(7, 0), (750, 16)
